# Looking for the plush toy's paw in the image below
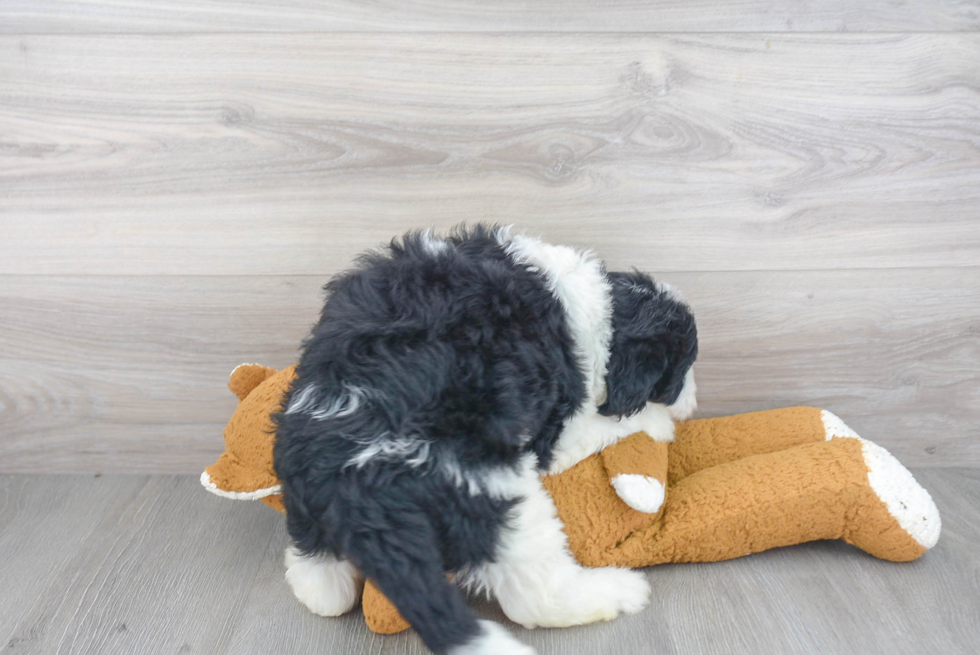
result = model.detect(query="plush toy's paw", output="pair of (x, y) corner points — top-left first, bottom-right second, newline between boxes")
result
(822, 409), (941, 557)
(450, 621), (537, 655)
(611, 474), (665, 514)
(859, 439), (941, 552)
(284, 547), (364, 617)
(820, 409), (862, 441)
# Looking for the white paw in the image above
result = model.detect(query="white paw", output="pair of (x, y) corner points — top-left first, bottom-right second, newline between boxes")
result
(861, 440), (941, 550)
(515, 567), (651, 628)
(611, 474), (665, 514)
(284, 547), (363, 617)
(451, 620), (537, 655)
(820, 411), (941, 550)
(820, 409), (861, 440)
(587, 567), (651, 616)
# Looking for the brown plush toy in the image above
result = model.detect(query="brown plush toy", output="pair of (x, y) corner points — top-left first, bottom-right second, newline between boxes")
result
(203, 364), (941, 636)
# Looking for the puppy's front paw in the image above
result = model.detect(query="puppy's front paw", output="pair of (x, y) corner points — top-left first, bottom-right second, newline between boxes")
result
(583, 567), (651, 617)
(284, 547), (363, 617)
(517, 567), (650, 628)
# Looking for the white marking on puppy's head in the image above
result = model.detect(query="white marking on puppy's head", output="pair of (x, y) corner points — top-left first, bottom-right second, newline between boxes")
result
(654, 280), (685, 303)
(667, 368), (697, 422)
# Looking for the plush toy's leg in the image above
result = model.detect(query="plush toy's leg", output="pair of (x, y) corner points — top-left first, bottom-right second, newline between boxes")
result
(469, 472), (651, 629)
(670, 406), (835, 483)
(612, 429), (940, 567)
(283, 546), (364, 617)
(362, 579), (411, 634)
(602, 434), (669, 514)
(822, 414), (940, 559)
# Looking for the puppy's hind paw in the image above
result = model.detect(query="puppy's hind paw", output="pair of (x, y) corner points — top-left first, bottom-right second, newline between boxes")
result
(284, 547), (363, 617)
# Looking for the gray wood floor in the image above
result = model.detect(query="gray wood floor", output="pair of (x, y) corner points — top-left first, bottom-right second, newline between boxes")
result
(1, 470), (977, 655)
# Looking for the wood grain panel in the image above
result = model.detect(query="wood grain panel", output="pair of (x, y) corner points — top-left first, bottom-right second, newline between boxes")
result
(3, 472), (979, 654)
(2, 34), (979, 274)
(2, 268), (977, 473)
(2, 1), (979, 33)
(0, 275), (317, 474)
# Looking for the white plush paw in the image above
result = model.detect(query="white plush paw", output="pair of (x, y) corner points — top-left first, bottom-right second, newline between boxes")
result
(821, 409), (861, 440)
(821, 411), (941, 550)
(861, 440), (942, 550)
(611, 474), (665, 514)
(284, 547), (363, 617)
(451, 620), (537, 655)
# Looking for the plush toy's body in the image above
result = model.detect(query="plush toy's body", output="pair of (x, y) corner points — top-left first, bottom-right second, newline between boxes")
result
(203, 364), (941, 635)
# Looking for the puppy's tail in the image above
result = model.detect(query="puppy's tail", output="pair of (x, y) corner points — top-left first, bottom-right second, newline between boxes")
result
(345, 518), (534, 655)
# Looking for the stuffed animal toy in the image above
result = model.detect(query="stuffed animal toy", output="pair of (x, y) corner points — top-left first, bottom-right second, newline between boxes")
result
(202, 364), (941, 635)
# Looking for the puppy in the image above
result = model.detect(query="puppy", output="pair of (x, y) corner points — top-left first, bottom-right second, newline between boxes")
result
(273, 225), (698, 655)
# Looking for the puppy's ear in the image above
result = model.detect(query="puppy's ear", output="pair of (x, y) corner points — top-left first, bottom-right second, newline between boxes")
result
(598, 341), (666, 417)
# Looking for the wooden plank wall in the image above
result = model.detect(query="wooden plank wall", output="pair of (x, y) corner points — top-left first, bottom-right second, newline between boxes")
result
(1, 3), (978, 473)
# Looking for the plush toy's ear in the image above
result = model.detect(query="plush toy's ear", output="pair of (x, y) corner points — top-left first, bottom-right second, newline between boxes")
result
(228, 363), (278, 401)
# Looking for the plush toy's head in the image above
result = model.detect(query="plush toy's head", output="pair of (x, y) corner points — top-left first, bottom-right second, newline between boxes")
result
(200, 363), (294, 512)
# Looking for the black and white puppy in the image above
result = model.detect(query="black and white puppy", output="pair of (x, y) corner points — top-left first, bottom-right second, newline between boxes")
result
(273, 225), (698, 655)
